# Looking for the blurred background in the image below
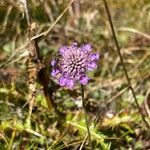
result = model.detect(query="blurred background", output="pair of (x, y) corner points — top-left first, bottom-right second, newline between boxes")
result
(0, 0), (150, 149)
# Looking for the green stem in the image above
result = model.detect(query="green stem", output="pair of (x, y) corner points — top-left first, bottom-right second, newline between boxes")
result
(81, 84), (93, 150)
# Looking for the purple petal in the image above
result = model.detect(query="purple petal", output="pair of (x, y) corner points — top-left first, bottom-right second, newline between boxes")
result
(59, 46), (68, 54)
(59, 76), (66, 86)
(51, 69), (59, 77)
(70, 43), (78, 51)
(90, 53), (99, 61)
(72, 42), (78, 46)
(82, 44), (92, 52)
(51, 60), (55, 66)
(87, 62), (97, 71)
(66, 79), (74, 89)
(59, 76), (74, 89)
(79, 75), (90, 85)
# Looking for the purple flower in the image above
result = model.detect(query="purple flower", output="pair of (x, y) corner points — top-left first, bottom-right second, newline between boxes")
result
(51, 43), (99, 89)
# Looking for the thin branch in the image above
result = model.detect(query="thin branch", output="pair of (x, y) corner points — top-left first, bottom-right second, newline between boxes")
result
(24, 0), (37, 128)
(102, 0), (150, 128)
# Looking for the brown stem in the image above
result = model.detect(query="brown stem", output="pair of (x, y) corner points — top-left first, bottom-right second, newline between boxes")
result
(102, 0), (150, 128)
(25, 0), (56, 112)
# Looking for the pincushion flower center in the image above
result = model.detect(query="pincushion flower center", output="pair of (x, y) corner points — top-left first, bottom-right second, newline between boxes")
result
(66, 54), (85, 76)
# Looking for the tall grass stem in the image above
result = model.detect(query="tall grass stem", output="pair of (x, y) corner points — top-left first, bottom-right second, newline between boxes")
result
(102, 0), (150, 128)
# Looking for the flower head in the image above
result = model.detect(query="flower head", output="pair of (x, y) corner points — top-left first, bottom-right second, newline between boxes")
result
(51, 43), (99, 89)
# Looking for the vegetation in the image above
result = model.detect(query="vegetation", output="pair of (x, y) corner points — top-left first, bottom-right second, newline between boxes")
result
(0, 0), (150, 149)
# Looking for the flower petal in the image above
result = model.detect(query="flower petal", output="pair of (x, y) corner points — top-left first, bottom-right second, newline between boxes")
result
(90, 53), (99, 61)
(59, 76), (66, 86)
(51, 69), (59, 77)
(59, 76), (74, 89)
(59, 46), (68, 54)
(87, 62), (97, 71)
(51, 59), (56, 66)
(72, 42), (77, 46)
(82, 44), (92, 52)
(66, 79), (74, 89)
(79, 75), (90, 85)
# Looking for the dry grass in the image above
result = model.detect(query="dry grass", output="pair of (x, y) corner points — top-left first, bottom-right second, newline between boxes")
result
(0, 0), (150, 149)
